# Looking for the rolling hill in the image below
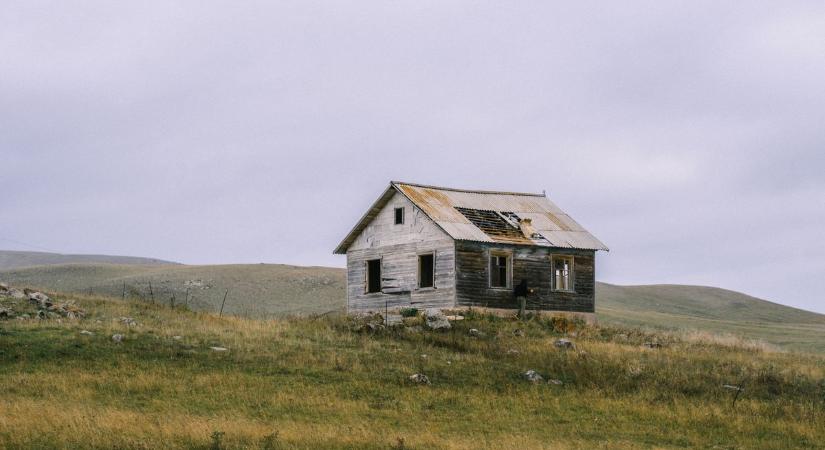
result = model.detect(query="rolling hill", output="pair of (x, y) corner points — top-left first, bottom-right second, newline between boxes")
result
(0, 250), (178, 270)
(1, 252), (823, 353)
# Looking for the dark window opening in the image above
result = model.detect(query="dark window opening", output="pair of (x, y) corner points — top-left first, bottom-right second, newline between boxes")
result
(394, 207), (404, 225)
(366, 259), (382, 293)
(490, 254), (509, 288)
(418, 254), (434, 288)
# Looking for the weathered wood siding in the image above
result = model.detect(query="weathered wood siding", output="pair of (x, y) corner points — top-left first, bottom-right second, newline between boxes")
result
(455, 241), (595, 313)
(346, 191), (455, 312)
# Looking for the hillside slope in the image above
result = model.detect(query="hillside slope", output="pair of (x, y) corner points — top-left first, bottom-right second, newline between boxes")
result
(2, 262), (823, 353)
(0, 263), (345, 317)
(596, 283), (825, 354)
(0, 250), (178, 270)
(0, 292), (822, 449)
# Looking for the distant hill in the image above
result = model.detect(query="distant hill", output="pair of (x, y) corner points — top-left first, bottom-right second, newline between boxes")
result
(0, 250), (178, 270)
(1, 259), (823, 353)
(0, 263), (345, 317)
(596, 283), (825, 354)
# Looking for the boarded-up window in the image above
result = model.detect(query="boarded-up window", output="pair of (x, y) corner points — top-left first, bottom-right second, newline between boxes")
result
(394, 207), (404, 225)
(366, 259), (382, 293)
(490, 254), (510, 288)
(552, 256), (574, 291)
(418, 253), (434, 288)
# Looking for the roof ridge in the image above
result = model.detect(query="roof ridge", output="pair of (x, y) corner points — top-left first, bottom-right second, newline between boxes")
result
(391, 181), (546, 197)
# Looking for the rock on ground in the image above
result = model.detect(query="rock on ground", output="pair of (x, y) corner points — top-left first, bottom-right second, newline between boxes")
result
(112, 334), (124, 343)
(409, 373), (431, 384)
(424, 308), (451, 331)
(28, 292), (53, 309)
(210, 346), (229, 352)
(554, 338), (575, 349)
(523, 370), (544, 383)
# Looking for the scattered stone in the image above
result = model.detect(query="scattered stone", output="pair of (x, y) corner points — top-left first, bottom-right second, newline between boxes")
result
(349, 313), (385, 333)
(548, 379), (564, 385)
(28, 292), (52, 309)
(554, 338), (575, 349)
(20, 313), (30, 319)
(513, 329), (525, 337)
(506, 349), (520, 355)
(112, 334), (124, 343)
(120, 317), (137, 327)
(723, 384), (743, 392)
(79, 330), (93, 336)
(523, 370), (544, 383)
(9, 289), (25, 299)
(424, 309), (451, 331)
(445, 315), (464, 321)
(172, 335), (183, 340)
(643, 342), (662, 349)
(0, 282), (8, 292)
(409, 373), (431, 384)
(210, 346), (229, 352)
(36, 310), (46, 319)
(468, 328), (483, 337)
(0, 307), (14, 318)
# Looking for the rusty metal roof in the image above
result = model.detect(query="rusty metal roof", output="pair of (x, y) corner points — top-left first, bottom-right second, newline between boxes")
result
(333, 181), (608, 254)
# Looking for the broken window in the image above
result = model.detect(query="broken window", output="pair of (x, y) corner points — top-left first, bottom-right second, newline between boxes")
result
(418, 253), (434, 288)
(366, 259), (382, 293)
(552, 256), (574, 292)
(394, 207), (404, 225)
(489, 253), (510, 288)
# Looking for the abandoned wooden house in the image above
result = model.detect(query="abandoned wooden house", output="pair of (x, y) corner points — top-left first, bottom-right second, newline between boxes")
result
(333, 181), (608, 320)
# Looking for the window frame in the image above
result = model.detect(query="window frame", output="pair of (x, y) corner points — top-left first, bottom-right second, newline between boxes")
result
(551, 255), (575, 292)
(365, 258), (383, 294)
(488, 249), (512, 290)
(394, 207), (405, 225)
(416, 251), (436, 290)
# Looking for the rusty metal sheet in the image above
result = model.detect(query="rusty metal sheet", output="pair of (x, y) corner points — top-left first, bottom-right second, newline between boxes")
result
(335, 181), (609, 254)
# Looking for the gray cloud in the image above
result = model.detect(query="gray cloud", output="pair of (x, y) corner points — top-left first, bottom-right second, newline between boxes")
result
(2, 1), (823, 312)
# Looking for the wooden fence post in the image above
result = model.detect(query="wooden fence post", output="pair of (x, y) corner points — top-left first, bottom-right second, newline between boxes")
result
(219, 289), (229, 317)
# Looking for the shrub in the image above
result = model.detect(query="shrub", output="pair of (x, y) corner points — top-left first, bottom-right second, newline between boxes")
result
(399, 308), (419, 318)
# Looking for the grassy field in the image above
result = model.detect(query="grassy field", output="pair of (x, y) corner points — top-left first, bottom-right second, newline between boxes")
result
(3, 262), (824, 354)
(0, 291), (823, 449)
(0, 263), (345, 317)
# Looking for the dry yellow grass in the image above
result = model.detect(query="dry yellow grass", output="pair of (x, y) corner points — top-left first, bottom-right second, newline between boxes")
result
(1, 293), (823, 449)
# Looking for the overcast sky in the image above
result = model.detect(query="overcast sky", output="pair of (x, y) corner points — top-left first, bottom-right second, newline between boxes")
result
(2, 1), (824, 313)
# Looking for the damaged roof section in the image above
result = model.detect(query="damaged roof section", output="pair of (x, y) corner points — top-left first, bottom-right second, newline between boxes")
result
(333, 181), (609, 254)
(454, 207), (532, 245)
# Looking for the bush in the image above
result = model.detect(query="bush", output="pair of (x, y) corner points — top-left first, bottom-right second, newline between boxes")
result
(399, 308), (419, 318)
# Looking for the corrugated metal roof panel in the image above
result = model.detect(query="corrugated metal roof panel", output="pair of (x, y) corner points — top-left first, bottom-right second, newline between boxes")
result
(393, 182), (608, 251)
(334, 181), (608, 254)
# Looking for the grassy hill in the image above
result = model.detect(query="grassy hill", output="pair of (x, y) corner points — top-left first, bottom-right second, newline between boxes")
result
(0, 263), (345, 317)
(0, 250), (178, 270)
(0, 292), (823, 449)
(597, 283), (825, 354)
(2, 261), (823, 353)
